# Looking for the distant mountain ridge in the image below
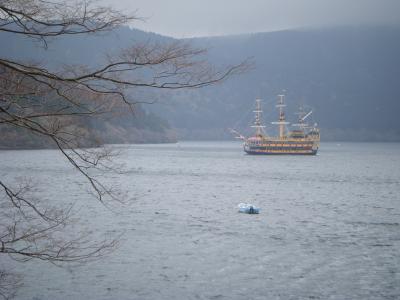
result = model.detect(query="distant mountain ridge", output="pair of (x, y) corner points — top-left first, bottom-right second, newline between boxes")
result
(147, 26), (400, 141)
(1, 25), (400, 143)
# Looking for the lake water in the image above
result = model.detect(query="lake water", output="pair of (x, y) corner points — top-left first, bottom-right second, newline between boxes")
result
(1, 141), (400, 299)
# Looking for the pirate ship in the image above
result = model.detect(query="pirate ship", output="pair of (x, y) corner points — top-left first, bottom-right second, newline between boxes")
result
(231, 94), (320, 155)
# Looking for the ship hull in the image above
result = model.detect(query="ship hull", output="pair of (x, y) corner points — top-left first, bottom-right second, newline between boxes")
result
(243, 140), (319, 155)
(244, 148), (317, 155)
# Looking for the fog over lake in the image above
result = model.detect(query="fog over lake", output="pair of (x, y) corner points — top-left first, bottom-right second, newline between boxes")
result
(105, 0), (400, 37)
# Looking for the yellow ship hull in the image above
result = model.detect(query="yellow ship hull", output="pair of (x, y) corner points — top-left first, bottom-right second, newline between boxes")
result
(244, 138), (319, 155)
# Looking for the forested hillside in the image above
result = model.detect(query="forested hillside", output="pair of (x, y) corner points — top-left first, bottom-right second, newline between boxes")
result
(2, 25), (399, 143)
(0, 27), (177, 148)
(148, 26), (400, 141)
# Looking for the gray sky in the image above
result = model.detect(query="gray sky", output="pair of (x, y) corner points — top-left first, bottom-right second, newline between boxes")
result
(104, 0), (400, 37)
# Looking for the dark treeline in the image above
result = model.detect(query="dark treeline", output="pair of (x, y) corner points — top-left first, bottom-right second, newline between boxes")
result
(0, 104), (175, 149)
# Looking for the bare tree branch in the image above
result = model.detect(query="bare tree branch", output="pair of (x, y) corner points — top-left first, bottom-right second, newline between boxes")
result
(0, 0), (137, 48)
(0, 1), (249, 298)
(0, 270), (21, 300)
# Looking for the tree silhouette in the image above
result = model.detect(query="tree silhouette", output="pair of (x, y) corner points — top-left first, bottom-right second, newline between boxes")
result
(0, 1), (247, 298)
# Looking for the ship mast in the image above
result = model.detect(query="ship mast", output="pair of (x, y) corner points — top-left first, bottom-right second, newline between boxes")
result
(271, 94), (290, 138)
(293, 107), (313, 130)
(251, 98), (265, 137)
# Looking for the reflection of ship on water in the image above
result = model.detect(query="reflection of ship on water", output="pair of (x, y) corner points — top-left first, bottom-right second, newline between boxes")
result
(231, 94), (320, 155)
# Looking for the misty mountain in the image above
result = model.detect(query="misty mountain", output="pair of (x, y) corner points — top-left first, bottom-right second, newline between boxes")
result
(2, 25), (400, 142)
(147, 26), (400, 141)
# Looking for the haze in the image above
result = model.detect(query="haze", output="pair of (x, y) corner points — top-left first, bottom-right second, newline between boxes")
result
(103, 0), (400, 37)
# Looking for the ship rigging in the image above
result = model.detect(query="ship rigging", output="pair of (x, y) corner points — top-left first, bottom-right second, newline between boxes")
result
(231, 94), (320, 155)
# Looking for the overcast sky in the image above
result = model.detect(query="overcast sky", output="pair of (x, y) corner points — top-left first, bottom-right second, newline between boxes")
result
(104, 0), (400, 37)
